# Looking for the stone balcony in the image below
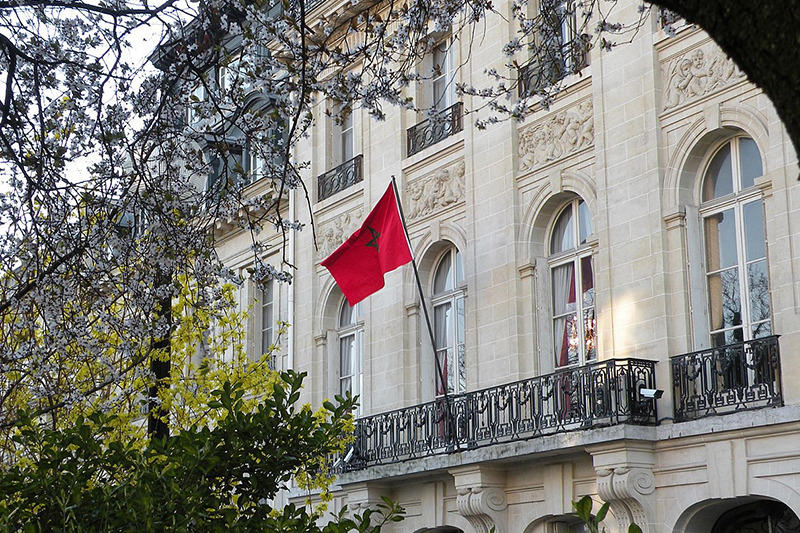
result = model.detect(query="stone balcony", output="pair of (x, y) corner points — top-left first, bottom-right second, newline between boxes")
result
(335, 358), (658, 472)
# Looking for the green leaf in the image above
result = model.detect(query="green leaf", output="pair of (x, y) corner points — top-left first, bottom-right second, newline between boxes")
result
(595, 501), (610, 524)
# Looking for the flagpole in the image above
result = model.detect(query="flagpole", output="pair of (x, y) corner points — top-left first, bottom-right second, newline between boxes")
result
(390, 176), (459, 451)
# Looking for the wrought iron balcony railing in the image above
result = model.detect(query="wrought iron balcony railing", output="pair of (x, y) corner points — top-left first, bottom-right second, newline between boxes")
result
(671, 336), (782, 422)
(517, 38), (589, 98)
(406, 102), (463, 157)
(317, 154), (363, 202)
(336, 358), (656, 472)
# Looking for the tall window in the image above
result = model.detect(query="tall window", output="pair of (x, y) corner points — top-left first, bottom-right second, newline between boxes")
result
(431, 40), (455, 111)
(550, 198), (596, 367)
(522, 0), (587, 92)
(338, 299), (363, 410)
(260, 280), (275, 366)
(339, 110), (354, 165)
(701, 136), (770, 346)
(432, 246), (465, 395)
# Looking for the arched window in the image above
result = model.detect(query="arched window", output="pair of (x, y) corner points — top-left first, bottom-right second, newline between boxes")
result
(432, 246), (466, 395)
(550, 198), (595, 367)
(337, 299), (363, 411)
(701, 136), (770, 346)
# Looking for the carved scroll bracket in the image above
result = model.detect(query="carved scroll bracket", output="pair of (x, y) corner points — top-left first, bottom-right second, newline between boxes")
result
(450, 465), (508, 533)
(341, 482), (390, 524)
(590, 442), (656, 533)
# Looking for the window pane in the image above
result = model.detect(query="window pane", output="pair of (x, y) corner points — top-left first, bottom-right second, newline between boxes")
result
(340, 376), (352, 397)
(712, 328), (744, 347)
(262, 283), (273, 350)
(708, 268), (742, 332)
(704, 208), (738, 271)
(748, 259), (771, 323)
(434, 252), (453, 294)
(434, 302), (452, 348)
(342, 126), (354, 163)
(340, 335), (354, 376)
(554, 313), (579, 367)
(578, 200), (592, 245)
(550, 205), (574, 254)
(738, 137), (762, 190)
(743, 200), (766, 262)
(703, 143), (733, 201)
(455, 249), (464, 285)
(456, 297), (466, 393)
(339, 300), (355, 326)
(583, 307), (596, 361)
(580, 256), (594, 307)
(752, 320), (771, 339)
(551, 263), (576, 316)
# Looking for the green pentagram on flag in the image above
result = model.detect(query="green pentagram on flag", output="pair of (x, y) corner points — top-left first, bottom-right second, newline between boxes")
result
(366, 226), (380, 251)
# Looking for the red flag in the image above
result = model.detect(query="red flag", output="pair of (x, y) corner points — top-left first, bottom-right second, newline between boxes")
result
(322, 183), (413, 305)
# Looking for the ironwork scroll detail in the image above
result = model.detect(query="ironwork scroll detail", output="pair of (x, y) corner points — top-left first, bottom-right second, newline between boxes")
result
(317, 154), (363, 202)
(671, 335), (782, 422)
(336, 358), (656, 472)
(406, 102), (463, 157)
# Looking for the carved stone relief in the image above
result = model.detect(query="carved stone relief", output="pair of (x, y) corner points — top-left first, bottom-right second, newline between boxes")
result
(661, 44), (745, 112)
(316, 208), (363, 260)
(405, 160), (465, 221)
(518, 100), (594, 172)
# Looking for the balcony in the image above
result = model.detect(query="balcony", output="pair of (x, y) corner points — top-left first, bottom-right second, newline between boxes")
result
(406, 102), (463, 157)
(517, 38), (589, 98)
(671, 336), (782, 422)
(337, 358), (657, 472)
(317, 154), (363, 202)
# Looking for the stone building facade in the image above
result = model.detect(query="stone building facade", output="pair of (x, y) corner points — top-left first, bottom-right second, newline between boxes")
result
(213, 0), (800, 530)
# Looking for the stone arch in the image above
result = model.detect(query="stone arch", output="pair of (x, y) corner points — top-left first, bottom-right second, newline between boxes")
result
(404, 221), (468, 303)
(666, 479), (800, 533)
(662, 103), (770, 212)
(519, 169), (597, 264)
(520, 504), (616, 533)
(317, 275), (346, 336)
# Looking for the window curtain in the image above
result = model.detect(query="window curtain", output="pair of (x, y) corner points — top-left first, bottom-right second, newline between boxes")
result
(553, 263), (576, 367)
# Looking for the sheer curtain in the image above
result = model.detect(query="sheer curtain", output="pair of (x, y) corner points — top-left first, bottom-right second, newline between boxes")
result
(552, 263), (576, 368)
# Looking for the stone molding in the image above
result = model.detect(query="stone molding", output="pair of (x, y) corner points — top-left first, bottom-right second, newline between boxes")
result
(316, 208), (363, 260)
(661, 43), (746, 112)
(405, 159), (466, 222)
(518, 99), (594, 173)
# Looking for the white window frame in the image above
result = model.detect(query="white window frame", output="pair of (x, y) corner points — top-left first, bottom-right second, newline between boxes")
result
(432, 246), (466, 395)
(337, 299), (363, 413)
(699, 136), (771, 347)
(258, 279), (276, 367)
(430, 39), (456, 112)
(548, 198), (596, 368)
